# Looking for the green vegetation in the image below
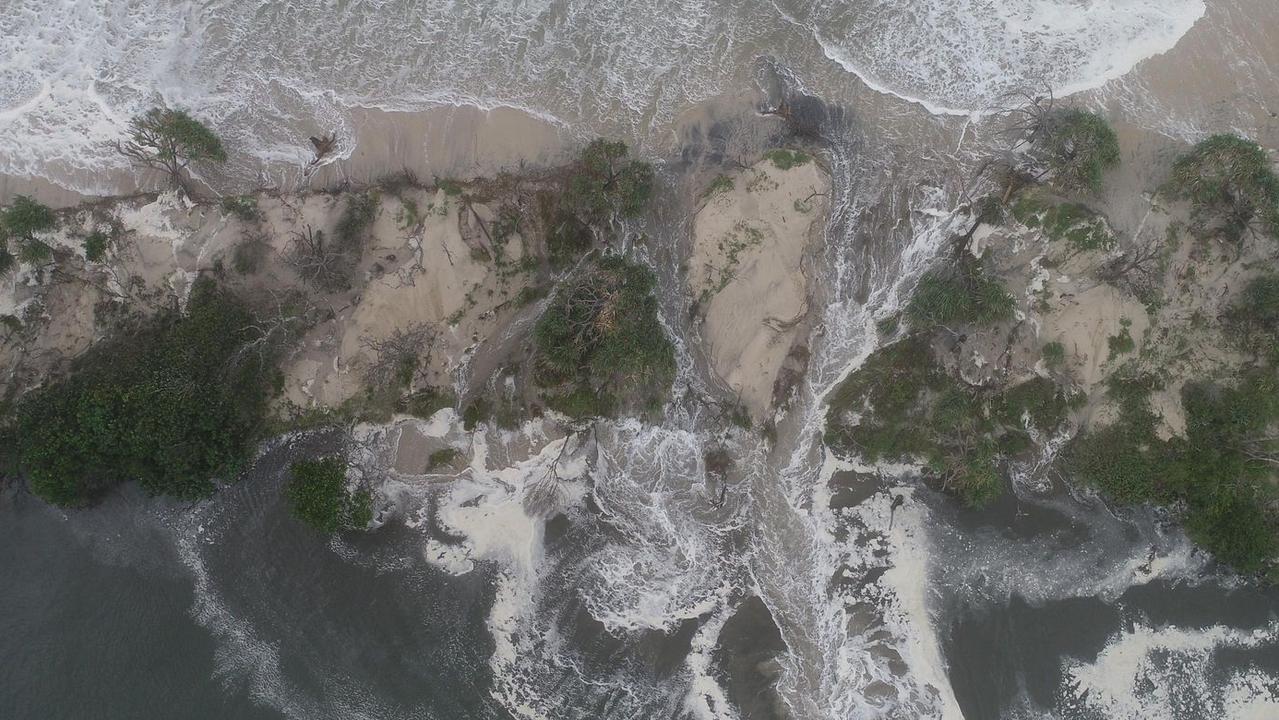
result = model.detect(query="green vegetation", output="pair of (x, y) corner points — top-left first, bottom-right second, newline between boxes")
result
(1012, 191), (1116, 252)
(436, 178), (465, 197)
(534, 255), (675, 418)
(566, 139), (654, 224)
(426, 448), (462, 471)
(906, 258), (1016, 329)
(824, 336), (1073, 507)
(220, 195), (261, 222)
(461, 397), (492, 430)
(764, 149), (811, 171)
(82, 231), (109, 263)
(397, 386), (456, 419)
(535, 139), (655, 270)
(287, 192), (380, 291)
(1226, 273), (1279, 361)
(704, 174), (734, 198)
(11, 278), (284, 506)
(1168, 134), (1279, 243)
(1036, 109), (1120, 193)
(1067, 371), (1279, 574)
(335, 191), (380, 247)
(1107, 319), (1135, 360)
(1042, 341), (1066, 368)
(115, 108), (227, 190)
(1, 196), (57, 269)
(231, 233), (269, 274)
(286, 457), (372, 533)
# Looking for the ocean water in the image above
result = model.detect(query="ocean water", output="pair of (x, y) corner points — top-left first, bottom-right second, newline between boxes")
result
(0, 0), (1222, 194)
(3, 2), (1279, 719)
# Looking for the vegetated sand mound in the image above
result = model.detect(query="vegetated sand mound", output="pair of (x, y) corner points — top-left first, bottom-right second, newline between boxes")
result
(279, 189), (531, 409)
(689, 157), (830, 419)
(0, 183), (532, 414)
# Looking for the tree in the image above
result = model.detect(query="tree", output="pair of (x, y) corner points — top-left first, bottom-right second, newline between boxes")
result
(13, 278), (284, 506)
(532, 255), (675, 417)
(115, 108), (227, 191)
(565, 139), (654, 224)
(1037, 109), (1120, 193)
(1168, 134), (1279, 243)
(0, 196), (57, 269)
(286, 457), (372, 533)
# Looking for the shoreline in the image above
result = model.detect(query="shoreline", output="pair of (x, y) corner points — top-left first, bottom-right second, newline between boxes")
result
(0, 103), (575, 209)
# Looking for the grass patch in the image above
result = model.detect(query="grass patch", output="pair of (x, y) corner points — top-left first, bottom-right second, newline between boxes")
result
(1037, 109), (1120, 193)
(1042, 341), (1066, 368)
(1168, 134), (1279, 243)
(764, 149), (811, 171)
(1012, 191), (1116, 252)
(704, 174), (734, 198)
(906, 258), (1016, 329)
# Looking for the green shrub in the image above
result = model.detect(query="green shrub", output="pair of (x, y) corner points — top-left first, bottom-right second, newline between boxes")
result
(544, 385), (616, 420)
(764, 149), (811, 171)
(826, 336), (1076, 508)
(1067, 370), (1279, 574)
(1, 195), (56, 239)
(1042, 341), (1066, 368)
(1168, 134), (1279, 243)
(1225, 273), (1279, 359)
(704, 174), (734, 198)
(995, 376), (1070, 433)
(1012, 192), (1116, 252)
(1, 196), (57, 266)
(17, 239), (53, 265)
(564, 139), (654, 224)
(334, 191), (380, 248)
(220, 195), (261, 222)
(286, 457), (372, 532)
(426, 448), (462, 471)
(1037, 109), (1120, 193)
(83, 231), (109, 263)
(13, 278), (284, 506)
(397, 387), (456, 419)
(906, 259), (1016, 329)
(952, 442), (1003, 508)
(1107, 320), (1135, 360)
(534, 255), (675, 417)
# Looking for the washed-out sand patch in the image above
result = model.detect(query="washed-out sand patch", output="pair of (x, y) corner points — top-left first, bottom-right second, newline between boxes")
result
(688, 157), (830, 419)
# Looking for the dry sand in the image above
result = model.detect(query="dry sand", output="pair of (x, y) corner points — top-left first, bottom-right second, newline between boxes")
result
(688, 156), (830, 420)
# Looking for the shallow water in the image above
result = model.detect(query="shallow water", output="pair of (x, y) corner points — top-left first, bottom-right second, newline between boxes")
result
(1, 0), (1266, 195)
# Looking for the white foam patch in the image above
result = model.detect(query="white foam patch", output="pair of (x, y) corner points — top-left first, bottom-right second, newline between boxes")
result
(417, 427), (591, 718)
(1061, 621), (1279, 719)
(789, 0), (1206, 115)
